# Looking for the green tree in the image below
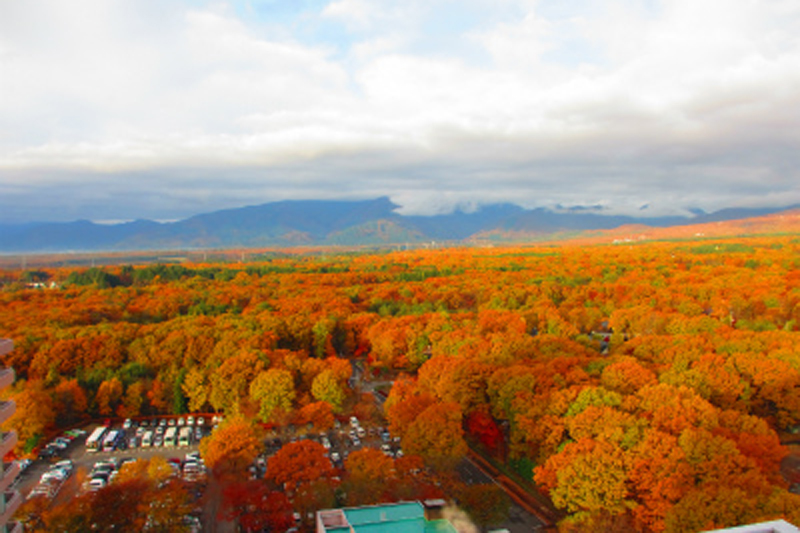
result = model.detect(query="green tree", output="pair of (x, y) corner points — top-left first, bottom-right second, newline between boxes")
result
(311, 369), (346, 413)
(250, 369), (296, 423)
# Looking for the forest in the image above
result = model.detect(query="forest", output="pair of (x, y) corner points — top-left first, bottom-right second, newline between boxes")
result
(2, 235), (800, 532)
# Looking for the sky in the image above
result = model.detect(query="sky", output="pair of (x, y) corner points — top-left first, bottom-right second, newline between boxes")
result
(2, 0), (800, 223)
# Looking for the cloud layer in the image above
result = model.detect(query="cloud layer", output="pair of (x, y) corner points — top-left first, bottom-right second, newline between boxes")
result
(2, 0), (800, 222)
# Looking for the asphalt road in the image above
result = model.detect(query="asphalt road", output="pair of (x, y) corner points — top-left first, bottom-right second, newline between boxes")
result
(455, 456), (548, 533)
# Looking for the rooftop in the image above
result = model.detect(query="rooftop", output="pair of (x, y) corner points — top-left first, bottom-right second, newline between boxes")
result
(704, 520), (800, 533)
(317, 502), (457, 533)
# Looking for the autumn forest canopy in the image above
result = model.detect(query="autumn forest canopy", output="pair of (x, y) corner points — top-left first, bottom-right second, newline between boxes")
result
(3, 236), (800, 531)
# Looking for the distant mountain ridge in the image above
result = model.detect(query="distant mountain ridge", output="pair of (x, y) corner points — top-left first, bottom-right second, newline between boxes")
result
(0, 198), (798, 252)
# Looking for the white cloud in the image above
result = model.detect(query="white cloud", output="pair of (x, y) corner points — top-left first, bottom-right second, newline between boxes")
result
(321, 0), (378, 30)
(1, 0), (800, 221)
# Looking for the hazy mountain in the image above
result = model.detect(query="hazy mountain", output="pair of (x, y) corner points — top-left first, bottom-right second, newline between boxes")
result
(0, 198), (797, 252)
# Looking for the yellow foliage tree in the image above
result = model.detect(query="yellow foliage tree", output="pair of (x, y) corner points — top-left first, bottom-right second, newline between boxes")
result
(250, 368), (296, 423)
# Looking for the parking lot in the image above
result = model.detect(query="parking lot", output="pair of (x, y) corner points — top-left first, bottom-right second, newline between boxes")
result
(19, 416), (216, 507)
(16, 414), (402, 530)
(262, 415), (403, 471)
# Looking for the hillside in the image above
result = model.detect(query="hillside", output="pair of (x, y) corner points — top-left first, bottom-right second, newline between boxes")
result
(0, 198), (797, 252)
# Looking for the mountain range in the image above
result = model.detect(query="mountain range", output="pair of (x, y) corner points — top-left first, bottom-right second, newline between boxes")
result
(0, 197), (797, 252)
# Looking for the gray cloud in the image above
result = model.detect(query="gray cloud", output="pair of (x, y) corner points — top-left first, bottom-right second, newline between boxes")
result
(1, 0), (800, 222)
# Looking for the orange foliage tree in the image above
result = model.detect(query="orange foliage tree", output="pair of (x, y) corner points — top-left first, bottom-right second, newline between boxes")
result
(199, 417), (262, 476)
(265, 440), (336, 492)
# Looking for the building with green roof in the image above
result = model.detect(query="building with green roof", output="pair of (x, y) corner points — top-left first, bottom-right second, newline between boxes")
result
(316, 500), (458, 533)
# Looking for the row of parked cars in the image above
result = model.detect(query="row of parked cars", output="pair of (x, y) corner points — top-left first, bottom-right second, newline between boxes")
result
(90, 415), (220, 452)
(37, 428), (87, 460)
(180, 452), (207, 483)
(82, 452), (208, 494)
(84, 458), (127, 492)
(279, 417), (403, 467)
(127, 414), (217, 429)
(29, 459), (74, 499)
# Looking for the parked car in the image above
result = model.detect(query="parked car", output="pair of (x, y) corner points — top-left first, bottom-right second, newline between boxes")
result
(86, 475), (108, 491)
(51, 438), (70, 450)
(53, 460), (74, 472)
(38, 443), (60, 460)
(185, 451), (201, 461)
(15, 459), (32, 473)
(30, 480), (61, 499)
(40, 469), (69, 483)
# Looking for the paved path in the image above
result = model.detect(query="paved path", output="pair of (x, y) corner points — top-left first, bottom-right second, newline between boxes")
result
(466, 451), (560, 531)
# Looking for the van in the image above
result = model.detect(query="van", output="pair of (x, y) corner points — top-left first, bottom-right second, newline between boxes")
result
(142, 430), (154, 447)
(178, 427), (192, 447)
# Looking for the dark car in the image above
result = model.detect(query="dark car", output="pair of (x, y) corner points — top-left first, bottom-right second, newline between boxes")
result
(38, 446), (58, 461)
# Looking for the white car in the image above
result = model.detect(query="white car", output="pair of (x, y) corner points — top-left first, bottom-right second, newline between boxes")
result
(53, 460), (74, 473)
(86, 477), (107, 492)
(29, 482), (58, 499)
(40, 469), (69, 483)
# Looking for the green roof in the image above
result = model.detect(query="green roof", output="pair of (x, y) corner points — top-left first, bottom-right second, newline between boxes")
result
(328, 502), (457, 533)
(345, 502), (424, 525)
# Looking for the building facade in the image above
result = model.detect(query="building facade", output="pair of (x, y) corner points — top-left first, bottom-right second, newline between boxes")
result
(0, 339), (22, 533)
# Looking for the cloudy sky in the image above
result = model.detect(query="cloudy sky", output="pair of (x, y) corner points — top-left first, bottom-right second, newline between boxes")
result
(1, 0), (800, 223)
